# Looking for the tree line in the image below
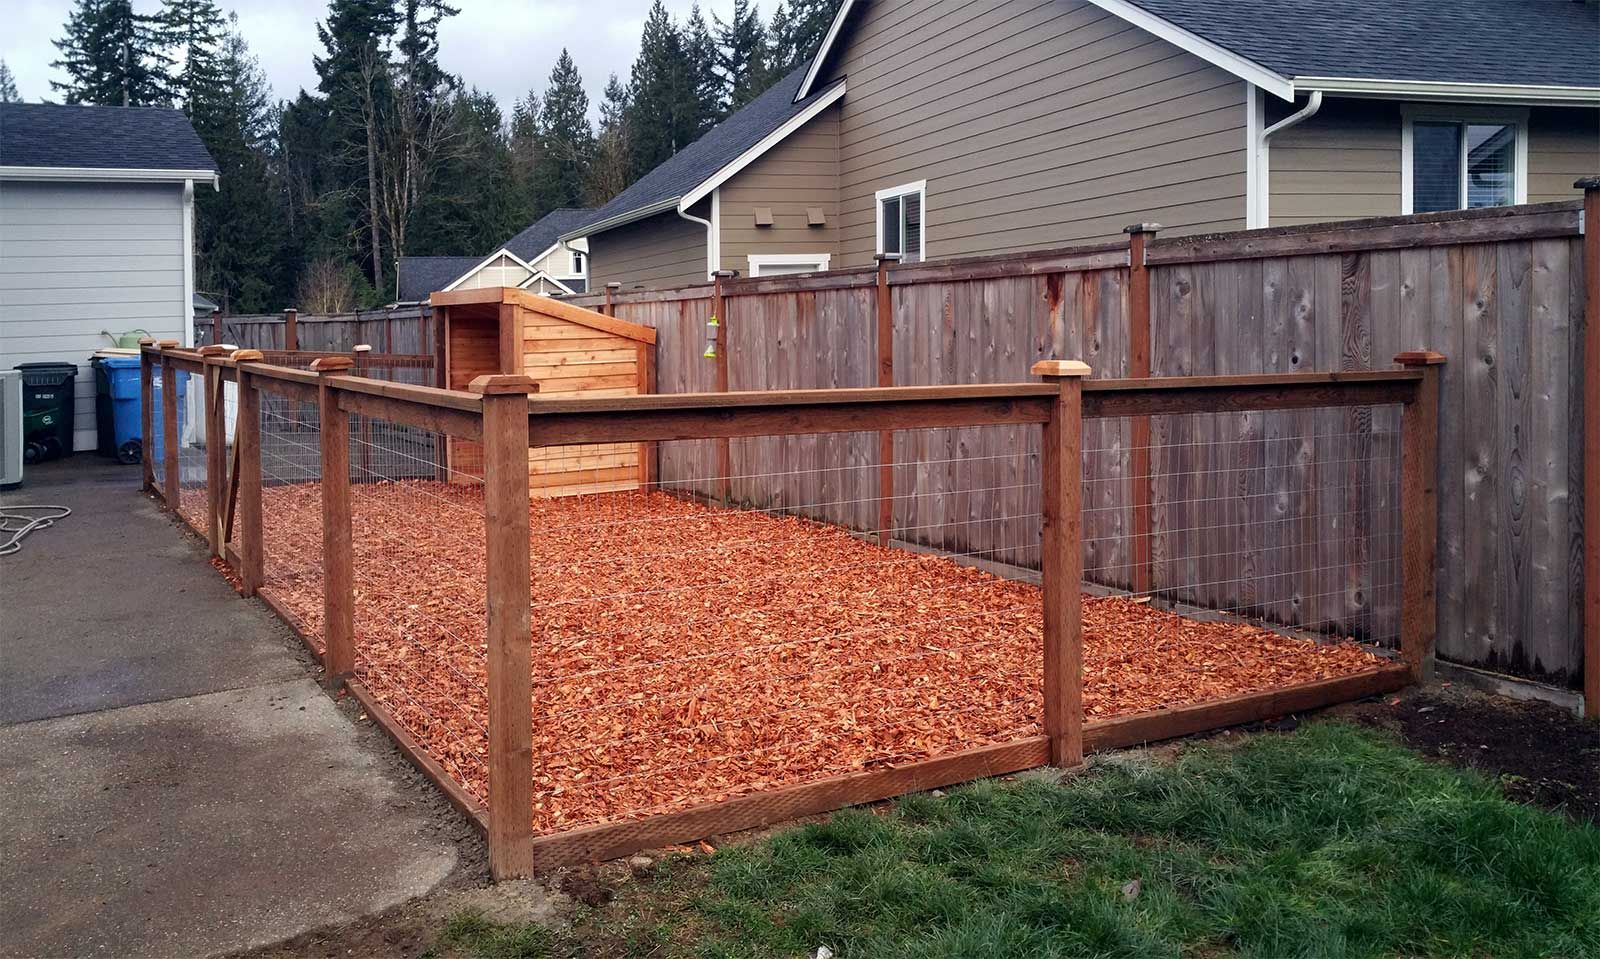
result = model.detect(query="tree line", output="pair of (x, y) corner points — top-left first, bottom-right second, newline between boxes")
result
(34, 0), (840, 313)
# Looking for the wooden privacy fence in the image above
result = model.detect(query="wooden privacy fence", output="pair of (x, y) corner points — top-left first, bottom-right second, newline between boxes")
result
(142, 340), (1439, 879)
(570, 196), (1597, 697)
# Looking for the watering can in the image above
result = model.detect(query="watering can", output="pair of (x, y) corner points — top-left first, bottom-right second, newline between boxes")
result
(101, 329), (151, 349)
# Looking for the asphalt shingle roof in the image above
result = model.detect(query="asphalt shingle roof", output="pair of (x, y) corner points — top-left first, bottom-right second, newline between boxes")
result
(500, 207), (593, 261)
(396, 256), (483, 302)
(0, 102), (217, 171)
(567, 65), (840, 238)
(1122, 0), (1600, 88)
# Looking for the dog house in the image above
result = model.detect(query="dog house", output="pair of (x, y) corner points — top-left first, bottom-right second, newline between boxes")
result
(429, 287), (656, 497)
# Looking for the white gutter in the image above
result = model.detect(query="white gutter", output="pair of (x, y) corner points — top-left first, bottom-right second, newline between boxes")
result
(560, 197), (680, 243)
(1253, 91), (1323, 228)
(0, 165), (220, 188)
(1293, 76), (1600, 104)
(676, 189), (718, 281)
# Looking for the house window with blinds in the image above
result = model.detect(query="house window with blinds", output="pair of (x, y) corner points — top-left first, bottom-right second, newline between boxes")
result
(876, 180), (926, 263)
(1406, 114), (1525, 214)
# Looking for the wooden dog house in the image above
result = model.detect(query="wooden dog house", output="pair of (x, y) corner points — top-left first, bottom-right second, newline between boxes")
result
(429, 287), (657, 497)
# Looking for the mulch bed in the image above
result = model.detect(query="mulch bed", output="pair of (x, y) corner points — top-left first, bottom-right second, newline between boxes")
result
(251, 480), (1386, 834)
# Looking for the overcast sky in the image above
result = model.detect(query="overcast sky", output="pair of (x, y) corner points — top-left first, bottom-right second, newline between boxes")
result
(2, 0), (739, 118)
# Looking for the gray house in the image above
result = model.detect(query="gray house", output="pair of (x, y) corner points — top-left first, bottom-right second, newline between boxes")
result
(567, 0), (1598, 290)
(0, 103), (216, 452)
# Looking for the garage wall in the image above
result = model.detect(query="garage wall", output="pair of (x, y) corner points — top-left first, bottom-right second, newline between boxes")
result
(0, 180), (188, 451)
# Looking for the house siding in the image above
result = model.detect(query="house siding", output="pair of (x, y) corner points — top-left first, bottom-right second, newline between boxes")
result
(0, 180), (188, 451)
(526, 242), (586, 283)
(718, 103), (841, 274)
(587, 206), (709, 290)
(453, 253), (532, 290)
(1528, 106), (1600, 204)
(821, 0), (1248, 266)
(1267, 98), (1403, 227)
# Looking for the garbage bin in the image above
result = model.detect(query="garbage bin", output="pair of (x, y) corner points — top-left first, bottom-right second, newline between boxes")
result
(14, 362), (78, 463)
(94, 354), (144, 463)
(148, 362), (187, 466)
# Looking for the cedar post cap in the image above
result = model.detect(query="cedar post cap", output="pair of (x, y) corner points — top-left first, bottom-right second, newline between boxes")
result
(137, 336), (156, 345)
(604, 281), (622, 290)
(1574, 176), (1600, 190)
(352, 344), (372, 353)
(310, 356), (355, 373)
(1032, 359), (1092, 378)
(874, 252), (902, 263)
(467, 374), (540, 395)
(156, 339), (180, 348)
(230, 349), (264, 362)
(220, 343), (238, 351)
(1394, 351), (1447, 366)
(197, 344), (228, 356)
(1123, 222), (1161, 235)
(713, 269), (739, 279)
(283, 307), (298, 314)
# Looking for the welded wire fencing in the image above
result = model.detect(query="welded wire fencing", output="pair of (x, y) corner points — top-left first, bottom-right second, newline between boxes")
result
(257, 384), (325, 646)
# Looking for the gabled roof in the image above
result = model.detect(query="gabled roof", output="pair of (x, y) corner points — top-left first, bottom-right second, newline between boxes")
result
(799, 0), (1600, 103)
(0, 103), (218, 182)
(396, 255), (483, 302)
(500, 207), (593, 261)
(563, 65), (847, 240)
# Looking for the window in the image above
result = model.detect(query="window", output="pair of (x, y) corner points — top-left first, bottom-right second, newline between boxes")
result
(747, 253), (831, 277)
(569, 250), (586, 274)
(1404, 110), (1526, 214)
(875, 180), (926, 263)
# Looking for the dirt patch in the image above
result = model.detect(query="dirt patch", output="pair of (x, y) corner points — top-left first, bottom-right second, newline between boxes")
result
(1335, 685), (1600, 823)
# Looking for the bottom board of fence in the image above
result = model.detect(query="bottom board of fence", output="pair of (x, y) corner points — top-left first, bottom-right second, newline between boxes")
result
(346, 678), (491, 832)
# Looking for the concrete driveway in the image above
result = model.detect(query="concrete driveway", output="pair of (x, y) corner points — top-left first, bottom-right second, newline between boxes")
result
(1, 459), (467, 958)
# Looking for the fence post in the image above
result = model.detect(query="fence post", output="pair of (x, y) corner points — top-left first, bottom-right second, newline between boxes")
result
(159, 342), (181, 510)
(875, 253), (900, 546)
(283, 308), (299, 352)
(139, 338), (156, 494)
(233, 350), (265, 597)
(210, 309), (222, 346)
(1577, 176), (1600, 719)
(1396, 351), (1444, 684)
(312, 355), (356, 683)
(353, 345), (373, 476)
(712, 270), (736, 503)
(1124, 223), (1158, 597)
(1035, 358), (1090, 767)
(470, 373), (539, 880)
(603, 281), (621, 317)
(199, 345), (228, 557)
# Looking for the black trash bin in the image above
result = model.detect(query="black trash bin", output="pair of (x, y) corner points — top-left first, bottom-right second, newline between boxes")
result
(15, 361), (78, 463)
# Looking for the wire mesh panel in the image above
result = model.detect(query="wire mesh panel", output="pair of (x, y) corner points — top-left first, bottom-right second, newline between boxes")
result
(256, 384), (324, 647)
(175, 368), (209, 534)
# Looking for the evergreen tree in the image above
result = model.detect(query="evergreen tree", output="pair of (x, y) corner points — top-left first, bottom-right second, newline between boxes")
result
(766, 0), (798, 74)
(160, 0), (227, 116)
(531, 49), (593, 214)
(411, 88), (520, 257)
(682, 4), (722, 133)
(587, 73), (631, 204)
(378, 0), (463, 265)
(623, 1), (697, 178)
(508, 88), (541, 221)
(0, 61), (18, 103)
(52, 0), (173, 106)
(715, 0), (769, 111)
(786, 0), (841, 66)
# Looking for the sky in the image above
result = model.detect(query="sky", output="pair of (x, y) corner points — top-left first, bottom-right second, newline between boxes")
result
(2, 0), (739, 118)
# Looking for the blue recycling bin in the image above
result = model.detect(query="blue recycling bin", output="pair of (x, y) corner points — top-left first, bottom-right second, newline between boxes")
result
(94, 355), (144, 463)
(148, 363), (187, 467)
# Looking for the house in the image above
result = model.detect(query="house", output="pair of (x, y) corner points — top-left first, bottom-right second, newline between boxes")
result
(567, 0), (1598, 288)
(0, 102), (217, 452)
(396, 207), (592, 303)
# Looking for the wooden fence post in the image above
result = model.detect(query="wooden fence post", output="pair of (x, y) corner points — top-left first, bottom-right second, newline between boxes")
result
(312, 355), (355, 683)
(234, 350), (265, 597)
(210, 309), (222, 346)
(1397, 351), (1445, 684)
(1577, 176), (1600, 719)
(283, 308), (299, 352)
(353, 344), (373, 477)
(1124, 223), (1158, 596)
(1035, 358), (1090, 767)
(199, 345), (228, 557)
(139, 338), (156, 493)
(603, 281), (621, 317)
(470, 373), (539, 880)
(159, 343), (181, 510)
(712, 270), (735, 503)
(875, 253), (899, 546)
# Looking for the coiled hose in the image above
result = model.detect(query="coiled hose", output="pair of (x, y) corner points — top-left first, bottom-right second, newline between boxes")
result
(0, 505), (72, 556)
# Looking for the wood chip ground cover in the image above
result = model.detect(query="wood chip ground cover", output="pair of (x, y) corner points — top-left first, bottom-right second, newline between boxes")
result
(249, 481), (1385, 834)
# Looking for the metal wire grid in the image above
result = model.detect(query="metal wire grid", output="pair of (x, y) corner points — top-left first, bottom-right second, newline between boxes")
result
(257, 387), (325, 647)
(175, 369), (210, 535)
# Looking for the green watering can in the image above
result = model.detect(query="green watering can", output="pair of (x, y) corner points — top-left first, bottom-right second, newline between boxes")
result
(101, 328), (150, 349)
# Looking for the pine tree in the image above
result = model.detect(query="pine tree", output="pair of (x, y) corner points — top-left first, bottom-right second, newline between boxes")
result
(52, 0), (173, 106)
(767, 0), (798, 74)
(586, 73), (631, 204)
(624, 1), (697, 178)
(786, 0), (841, 66)
(160, 0), (227, 117)
(411, 88), (520, 259)
(682, 4), (722, 133)
(715, 0), (769, 111)
(0, 61), (19, 103)
(378, 0), (463, 264)
(532, 49), (594, 214)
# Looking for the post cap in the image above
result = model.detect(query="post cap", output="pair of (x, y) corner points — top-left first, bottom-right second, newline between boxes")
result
(230, 349), (264, 362)
(156, 339), (179, 349)
(197, 344), (228, 356)
(1032, 359), (1092, 378)
(467, 374), (540, 395)
(713, 269), (739, 279)
(309, 356), (355, 373)
(1394, 350), (1447, 367)
(874, 252), (903, 263)
(352, 344), (372, 353)
(605, 281), (622, 290)
(1123, 222), (1162, 235)
(1574, 176), (1600, 190)
(137, 336), (156, 346)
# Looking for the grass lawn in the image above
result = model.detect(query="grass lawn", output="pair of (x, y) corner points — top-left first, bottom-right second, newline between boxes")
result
(434, 722), (1600, 959)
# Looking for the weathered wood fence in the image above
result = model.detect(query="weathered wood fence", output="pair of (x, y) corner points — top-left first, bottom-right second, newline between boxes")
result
(565, 199), (1594, 693)
(196, 305), (436, 357)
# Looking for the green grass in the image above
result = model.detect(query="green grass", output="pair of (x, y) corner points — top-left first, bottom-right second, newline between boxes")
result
(440, 722), (1600, 959)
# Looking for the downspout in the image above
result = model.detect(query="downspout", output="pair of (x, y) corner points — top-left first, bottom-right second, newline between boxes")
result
(1256, 90), (1323, 228)
(676, 190), (718, 281)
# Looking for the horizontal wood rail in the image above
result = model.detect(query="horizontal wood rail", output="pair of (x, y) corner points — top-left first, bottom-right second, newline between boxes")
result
(1082, 370), (1422, 418)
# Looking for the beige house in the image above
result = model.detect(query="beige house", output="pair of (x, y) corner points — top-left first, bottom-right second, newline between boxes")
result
(396, 207), (592, 303)
(567, 0), (1598, 290)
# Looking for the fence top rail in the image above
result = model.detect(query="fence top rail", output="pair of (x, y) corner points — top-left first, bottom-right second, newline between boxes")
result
(1083, 370), (1423, 418)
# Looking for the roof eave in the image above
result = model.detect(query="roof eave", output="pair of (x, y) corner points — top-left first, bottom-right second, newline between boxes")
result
(560, 197), (683, 242)
(1293, 76), (1600, 104)
(0, 165), (220, 188)
(680, 79), (847, 210)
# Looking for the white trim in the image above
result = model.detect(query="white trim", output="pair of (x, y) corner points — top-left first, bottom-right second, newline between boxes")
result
(515, 271), (577, 295)
(1081, 0), (1295, 100)
(1245, 85), (1263, 229)
(674, 192), (717, 281)
(1253, 90), (1323, 229)
(440, 248), (536, 292)
(875, 180), (927, 263)
(796, 0), (856, 101)
(562, 197), (681, 242)
(1297, 76), (1600, 105)
(568, 249), (586, 276)
(0, 165), (220, 188)
(182, 179), (195, 348)
(1400, 104), (1530, 215)
(680, 80), (847, 209)
(747, 253), (833, 277)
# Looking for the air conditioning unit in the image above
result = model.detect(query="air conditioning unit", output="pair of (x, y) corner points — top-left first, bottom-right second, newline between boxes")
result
(0, 370), (22, 488)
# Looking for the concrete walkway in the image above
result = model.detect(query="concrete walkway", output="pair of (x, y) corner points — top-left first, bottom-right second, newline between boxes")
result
(1, 460), (465, 958)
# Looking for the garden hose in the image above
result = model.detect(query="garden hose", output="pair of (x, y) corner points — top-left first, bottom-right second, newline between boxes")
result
(0, 505), (72, 556)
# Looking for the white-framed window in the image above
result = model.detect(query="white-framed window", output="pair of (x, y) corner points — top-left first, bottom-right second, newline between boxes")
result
(747, 253), (832, 277)
(570, 250), (586, 274)
(875, 180), (926, 263)
(1402, 107), (1527, 214)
